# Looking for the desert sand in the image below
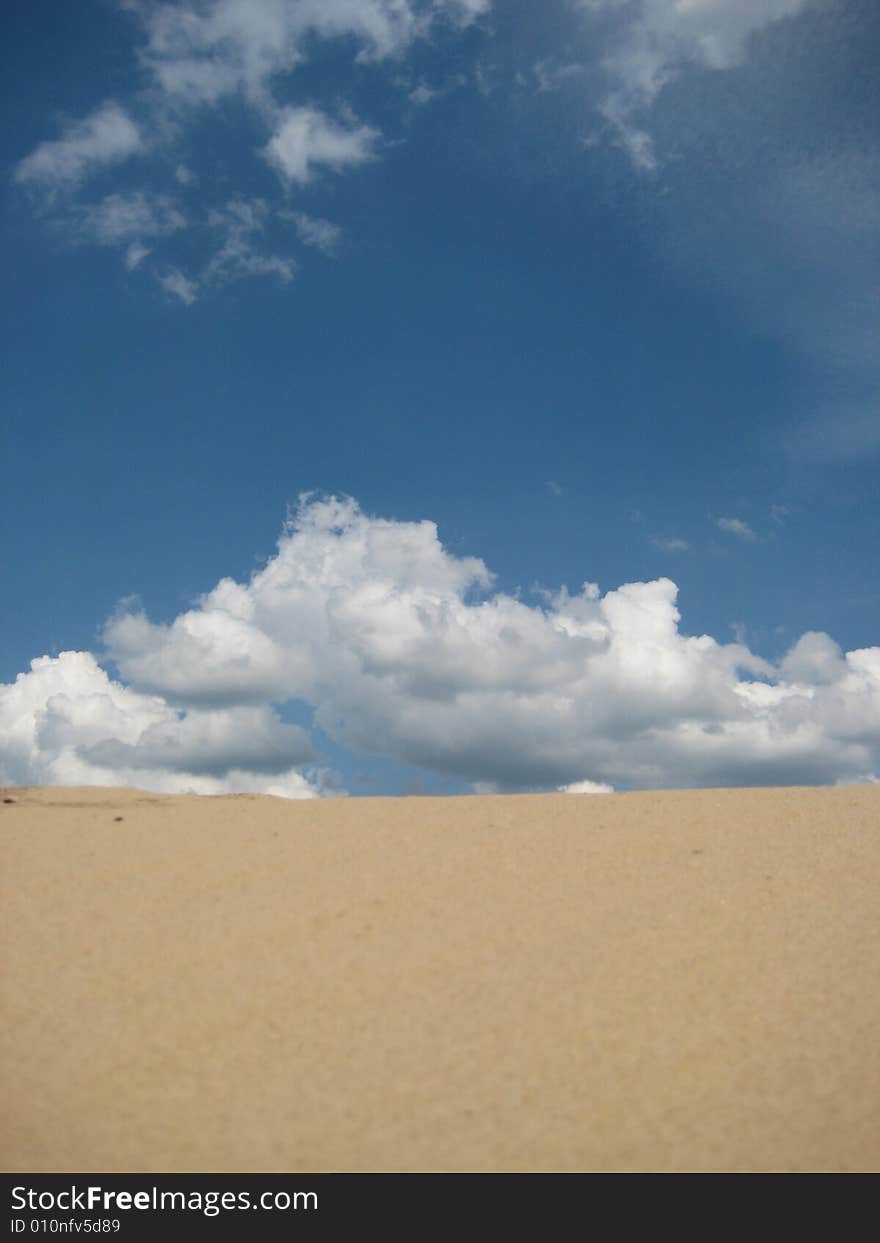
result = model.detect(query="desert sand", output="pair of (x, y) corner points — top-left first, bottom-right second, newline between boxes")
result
(2, 783), (878, 1172)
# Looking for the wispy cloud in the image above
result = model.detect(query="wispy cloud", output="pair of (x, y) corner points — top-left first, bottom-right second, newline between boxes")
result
(14, 102), (142, 195)
(284, 211), (343, 255)
(577, 0), (819, 172)
(532, 58), (586, 94)
(409, 81), (440, 106)
(158, 268), (198, 305)
(204, 198), (297, 287)
(134, 0), (434, 106)
(76, 192), (186, 246)
(129, 0), (489, 110)
(597, 21), (880, 463)
(651, 535), (689, 553)
(124, 241), (151, 270)
(717, 517), (757, 542)
(12, 1), (492, 298)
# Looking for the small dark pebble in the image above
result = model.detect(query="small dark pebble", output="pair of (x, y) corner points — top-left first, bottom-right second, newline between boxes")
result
(114, 816), (124, 822)
(3, 797), (15, 804)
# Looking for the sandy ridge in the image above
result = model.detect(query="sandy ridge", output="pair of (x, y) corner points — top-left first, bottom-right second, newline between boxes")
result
(3, 784), (879, 1171)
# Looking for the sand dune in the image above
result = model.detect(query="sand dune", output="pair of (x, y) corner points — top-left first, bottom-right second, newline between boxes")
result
(2, 784), (878, 1172)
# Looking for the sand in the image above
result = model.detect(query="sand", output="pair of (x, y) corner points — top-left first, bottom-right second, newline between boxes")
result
(2, 783), (878, 1173)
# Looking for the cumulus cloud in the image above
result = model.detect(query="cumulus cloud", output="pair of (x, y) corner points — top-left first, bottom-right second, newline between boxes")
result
(2, 496), (878, 795)
(0, 651), (320, 797)
(779, 631), (846, 685)
(14, 102), (142, 194)
(578, 0), (820, 170)
(262, 107), (379, 185)
(84, 495), (880, 793)
(558, 779), (614, 794)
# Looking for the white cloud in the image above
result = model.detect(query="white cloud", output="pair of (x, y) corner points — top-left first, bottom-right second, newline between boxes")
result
(125, 242), (151, 270)
(409, 82), (439, 106)
(204, 198), (297, 285)
(594, 40), (880, 458)
(0, 651), (320, 797)
(14, 102), (142, 193)
(668, 152), (880, 436)
(133, 0), (490, 107)
(15, 3), (491, 297)
(3, 496), (878, 795)
(262, 107), (379, 185)
(13, 4), (488, 297)
(558, 779), (614, 794)
(158, 268), (199, 304)
(77, 192), (186, 246)
(285, 211), (343, 255)
(84, 495), (880, 792)
(579, 0), (820, 170)
(446, 0), (490, 18)
(651, 535), (689, 553)
(716, 517), (757, 542)
(533, 59), (586, 94)
(779, 631), (846, 685)
(403, 69), (466, 106)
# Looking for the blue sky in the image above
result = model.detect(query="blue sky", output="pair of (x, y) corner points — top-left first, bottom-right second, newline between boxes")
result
(2, 0), (879, 796)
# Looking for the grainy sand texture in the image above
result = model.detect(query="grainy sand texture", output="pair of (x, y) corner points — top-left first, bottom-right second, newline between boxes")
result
(2, 784), (878, 1172)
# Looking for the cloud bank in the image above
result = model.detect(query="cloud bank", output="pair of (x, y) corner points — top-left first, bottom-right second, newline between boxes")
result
(3, 496), (878, 796)
(0, 651), (321, 797)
